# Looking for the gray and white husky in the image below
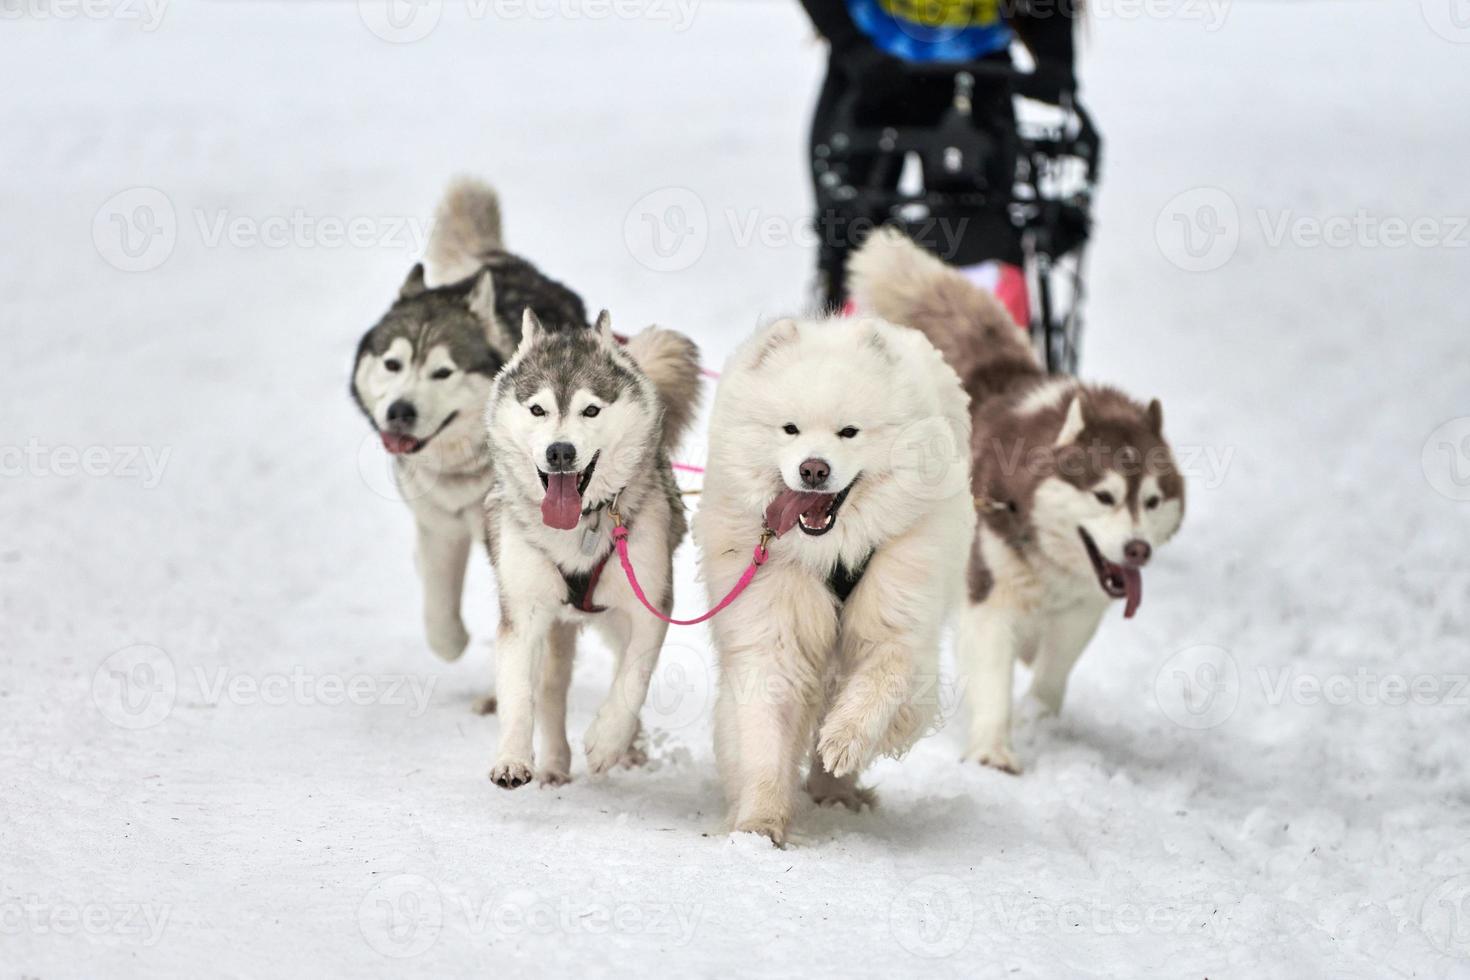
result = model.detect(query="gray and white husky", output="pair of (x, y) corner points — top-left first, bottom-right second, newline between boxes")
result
(850, 229), (1185, 773)
(351, 177), (587, 666)
(483, 309), (701, 788)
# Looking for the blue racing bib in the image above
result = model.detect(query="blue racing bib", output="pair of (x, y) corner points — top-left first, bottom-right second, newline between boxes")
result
(848, 0), (1013, 62)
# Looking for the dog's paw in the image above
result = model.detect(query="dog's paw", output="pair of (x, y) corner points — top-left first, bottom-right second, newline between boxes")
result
(963, 742), (1021, 775)
(808, 781), (877, 812)
(537, 767), (572, 787)
(583, 713), (639, 776)
(617, 741), (648, 770)
(732, 817), (789, 849)
(817, 721), (872, 780)
(426, 616), (470, 662)
(489, 758), (534, 789)
(472, 694), (498, 715)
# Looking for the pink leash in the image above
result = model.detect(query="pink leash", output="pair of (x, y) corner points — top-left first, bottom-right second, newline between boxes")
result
(610, 514), (770, 627)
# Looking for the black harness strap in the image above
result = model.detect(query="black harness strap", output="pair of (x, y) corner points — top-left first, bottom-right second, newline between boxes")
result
(827, 552), (873, 604)
(564, 549), (614, 614)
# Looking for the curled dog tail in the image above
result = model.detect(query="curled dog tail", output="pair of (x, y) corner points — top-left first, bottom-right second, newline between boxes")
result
(847, 227), (1042, 399)
(624, 326), (703, 452)
(425, 176), (504, 285)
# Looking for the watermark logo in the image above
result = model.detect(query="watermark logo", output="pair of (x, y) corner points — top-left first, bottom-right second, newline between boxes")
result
(1, 440), (171, 487)
(358, 874), (443, 958)
(1154, 644), (1239, 730)
(1422, 0), (1470, 43)
(890, 415), (971, 503)
(92, 644), (177, 730)
(640, 643), (714, 731)
(1422, 417), (1470, 502)
(624, 188), (708, 273)
(358, 0), (441, 42)
(1419, 873), (1470, 956)
(0, 897), (172, 945)
(1155, 187), (1239, 273)
(94, 187), (176, 272)
(889, 874), (973, 958)
(0, 0), (169, 30)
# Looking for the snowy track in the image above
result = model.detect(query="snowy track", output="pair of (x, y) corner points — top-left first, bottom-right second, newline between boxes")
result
(3, 1), (1468, 976)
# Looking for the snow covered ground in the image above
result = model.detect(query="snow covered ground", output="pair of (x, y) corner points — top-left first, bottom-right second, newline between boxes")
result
(3, 0), (1469, 975)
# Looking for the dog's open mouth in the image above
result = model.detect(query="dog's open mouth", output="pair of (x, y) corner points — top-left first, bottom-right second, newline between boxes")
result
(538, 452), (600, 531)
(764, 481), (855, 538)
(1078, 526), (1142, 618)
(379, 412), (458, 456)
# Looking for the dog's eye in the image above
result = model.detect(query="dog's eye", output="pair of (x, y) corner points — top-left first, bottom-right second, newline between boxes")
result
(384, 359), (402, 373)
(1094, 491), (1116, 506)
(529, 405), (546, 418)
(782, 423), (799, 435)
(1146, 495), (1161, 510)
(582, 405), (601, 418)
(430, 367), (453, 381)
(837, 426), (859, 439)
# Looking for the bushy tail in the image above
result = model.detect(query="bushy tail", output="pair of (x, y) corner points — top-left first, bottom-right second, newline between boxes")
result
(425, 176), (503, 285)
(624, 327), (702, 451)
(847, 227), (1040, 395)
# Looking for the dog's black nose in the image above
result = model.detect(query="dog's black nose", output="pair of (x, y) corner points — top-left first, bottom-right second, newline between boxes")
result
(386, 399), (417, 426)
(1124, 539), (1152, 566)
(799, 457), (830, 489)
(545, 442), (577, 471)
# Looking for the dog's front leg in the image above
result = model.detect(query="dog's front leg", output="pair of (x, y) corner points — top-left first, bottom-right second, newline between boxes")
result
(585, 609), (666, 775)
(413, 514), (471, 662)
(489, 602), (552, 789)
(1027, 600), (1106, 715)
(713, 566), (834, 848)
(535, 623), (578, 785)
(957, 598), (1034, 773)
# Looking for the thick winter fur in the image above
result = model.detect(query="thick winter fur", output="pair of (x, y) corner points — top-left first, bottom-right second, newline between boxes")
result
(483, 309), (701, 788)
(694, 315), (974, 846)
(351, 177), (587, 668)
(850, 228), (1185, 773)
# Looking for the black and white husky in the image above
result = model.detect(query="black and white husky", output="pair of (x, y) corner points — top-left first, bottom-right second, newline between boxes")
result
(482, 310), (701, 788)
(850, 229), (1186, 773)
(351, 178), (587, 667)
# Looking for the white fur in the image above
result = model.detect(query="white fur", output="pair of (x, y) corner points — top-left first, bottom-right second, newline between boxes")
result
(694, 315), (974, 846)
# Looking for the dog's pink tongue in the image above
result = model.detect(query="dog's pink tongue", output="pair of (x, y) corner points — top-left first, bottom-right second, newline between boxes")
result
(380, 432), (419, 455)
(541, 472), (583, 531)
(763, 490), (834, 537)
(1122, 566), (1143, 619)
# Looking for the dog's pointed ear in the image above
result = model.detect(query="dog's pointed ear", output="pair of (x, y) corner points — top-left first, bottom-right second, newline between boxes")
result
(399, 263), (427, 299)
(747, 317), (800, 368)
(1055, 393), (1087, 447)
(593, 309), (615, 347)
(1147, 398), (1164, 436)
(517, 307), (545, 354)
(467, 270), (514, 357)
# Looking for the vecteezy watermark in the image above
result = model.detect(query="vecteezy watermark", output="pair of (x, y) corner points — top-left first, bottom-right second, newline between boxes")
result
(1422, 417), (1470, 502)
(623, 187), (709, 273)
(93, 188), (432, 272)
(1154, 644), (1240, 730)
(356, 879), (703, 958)
(889, 874), (973, 958)
(0, 0), (168, 30)
(1157, 188), (1470, 272)
(1155, 187), (1240, 273)
(358, 875), (443, 959)
(92, 644), (177, 730)
(1257, 667), (1469, 709)
(979, 892), (1225, 936)
(1, 440), (171, 488)
(1421, 0), (1470, 43)
(0, 897), (172, 946)
(1419, 873), (1470, 957)
(358, 0), (699, 43)
(94, 187), (177, 273)
(890, 415), (972, 503)
(884, 0), (1228, 41)
(90, 648), (437, 729)
(639, 643), (715, 732)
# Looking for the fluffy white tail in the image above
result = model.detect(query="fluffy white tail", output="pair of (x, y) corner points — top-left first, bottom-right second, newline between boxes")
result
(624, 327), (702, 452)
(848, 227), (1037, 390)
(425, 176), (503, 286)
